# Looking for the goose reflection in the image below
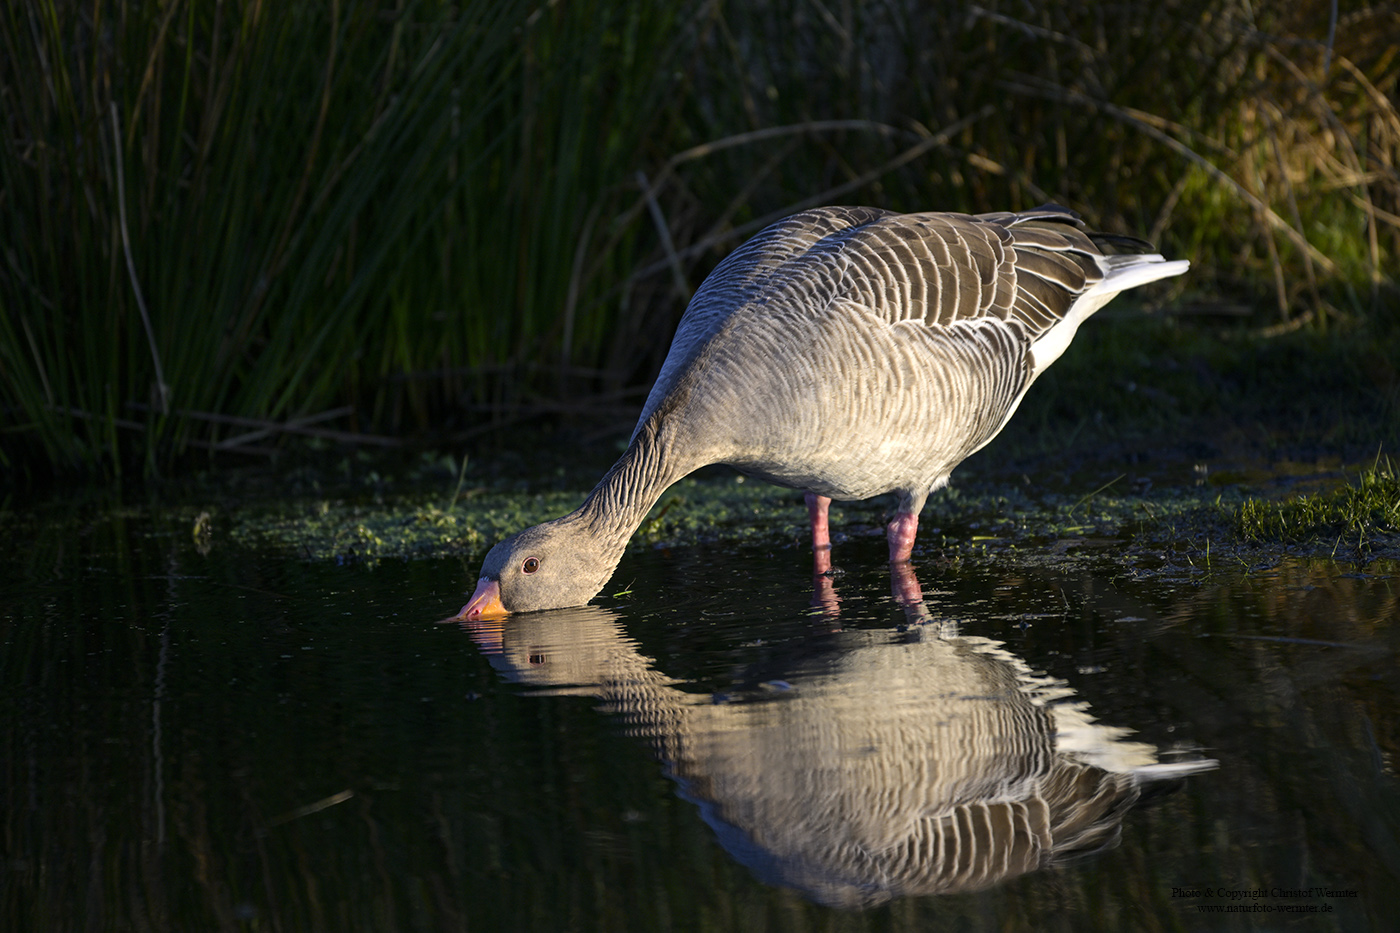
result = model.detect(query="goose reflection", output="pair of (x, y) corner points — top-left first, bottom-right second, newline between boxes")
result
(459, 565), (1214, 909)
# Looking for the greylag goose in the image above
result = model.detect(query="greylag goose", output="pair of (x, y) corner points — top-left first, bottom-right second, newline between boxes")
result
(460, 205), (1188, 617)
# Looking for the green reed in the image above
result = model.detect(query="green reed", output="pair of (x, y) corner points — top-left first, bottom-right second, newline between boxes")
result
(2, 0), (1396, 478)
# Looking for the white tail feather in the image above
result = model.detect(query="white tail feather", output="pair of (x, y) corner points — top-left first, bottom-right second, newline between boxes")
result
(1028, 256), (1189, 379)
(1100, 257), (1191, 292)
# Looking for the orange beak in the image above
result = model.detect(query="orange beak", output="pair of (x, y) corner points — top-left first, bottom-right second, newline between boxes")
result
(457, 578), (508, 621)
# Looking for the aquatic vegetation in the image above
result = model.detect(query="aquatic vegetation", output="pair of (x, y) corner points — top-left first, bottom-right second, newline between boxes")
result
(1236, 456), (1400, 550)
(206, 464), (1237, 573)
(217, 472), (843, 566)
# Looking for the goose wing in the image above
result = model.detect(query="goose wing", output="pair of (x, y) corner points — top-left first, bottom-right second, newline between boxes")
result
(636, 205), (1184, 434)
(762, 205), (1163, 336)
(635, 207), (893, 432)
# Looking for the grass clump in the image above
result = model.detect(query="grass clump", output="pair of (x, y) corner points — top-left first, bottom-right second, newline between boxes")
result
(1236, 456), (1400, 546)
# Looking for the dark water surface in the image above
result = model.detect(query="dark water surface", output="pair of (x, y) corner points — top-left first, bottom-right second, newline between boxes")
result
(3, 506), (1397, 931)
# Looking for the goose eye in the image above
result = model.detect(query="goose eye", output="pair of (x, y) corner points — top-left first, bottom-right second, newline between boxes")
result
(522, 557), (540, 574)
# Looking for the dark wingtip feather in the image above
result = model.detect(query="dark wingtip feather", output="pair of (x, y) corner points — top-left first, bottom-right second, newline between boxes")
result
(1016, 203), (1084, 225)
(1088, 232), (1157, 255)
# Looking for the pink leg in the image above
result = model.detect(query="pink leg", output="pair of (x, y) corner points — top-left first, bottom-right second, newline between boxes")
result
(886, 512), (918, 563)
(805, 492), (832, 551)
(810, 545), (840, 618)
(890, 560), (924, 608)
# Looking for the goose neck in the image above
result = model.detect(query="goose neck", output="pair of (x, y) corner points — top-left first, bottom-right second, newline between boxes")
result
(576, 423), (691, 557)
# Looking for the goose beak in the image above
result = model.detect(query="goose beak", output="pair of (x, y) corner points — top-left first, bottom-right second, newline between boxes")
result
(458, 578), (507, 620)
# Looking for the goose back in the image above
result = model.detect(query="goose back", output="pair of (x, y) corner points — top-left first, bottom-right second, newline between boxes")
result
(633, 206), (1181, 507)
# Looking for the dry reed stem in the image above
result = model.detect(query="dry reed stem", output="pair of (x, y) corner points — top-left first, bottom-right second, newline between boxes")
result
(965, 5), (1097, 60)
(1148, 173), (1191, 248)
(699, 138), (803, 253)
(1323, 0), (1338, 76)
(18, 315), (55, 406)
(110, 102), (170, 413)
(629, 106), (994, 284)
(1003, 78), (1339, 274)
(637, 170), (692, 303)
(561, 200), (602, 377)
(1267, 118), (1323, 316)
(124, 404), (402, 448)
(50, 406), (147, 432)
(1249, 153), (1291, 319)
(616, 119), (910, 242)
(264, 790), (355, 831)
(268, 0), (341, 283)
(666, 119), (908, 169)
(1259, 40), (1396, 296)
(214, 406), (357, 450)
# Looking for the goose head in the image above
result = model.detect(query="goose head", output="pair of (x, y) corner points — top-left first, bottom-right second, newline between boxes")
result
(458, 516), (618, 618)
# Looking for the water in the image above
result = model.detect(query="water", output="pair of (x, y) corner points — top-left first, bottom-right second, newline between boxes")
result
(2, 504), (1397, 931)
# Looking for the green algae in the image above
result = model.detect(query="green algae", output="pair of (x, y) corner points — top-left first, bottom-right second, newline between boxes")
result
(222, 489), (584, 563)
(202, 463), (1252, 573)
(6, 450), (1395, 602)
(215, 472), (867, 566)
(9, 433), (1397, 582)
(175, 446), (1397, 574)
